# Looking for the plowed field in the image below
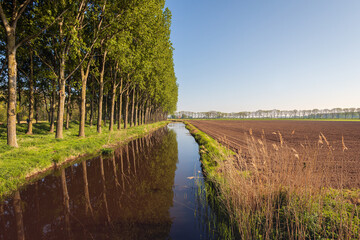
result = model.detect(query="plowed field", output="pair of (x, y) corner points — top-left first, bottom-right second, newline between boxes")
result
(189, 120), (360, 188)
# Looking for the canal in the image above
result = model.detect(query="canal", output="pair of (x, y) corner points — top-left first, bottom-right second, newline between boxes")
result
(0, 123), (227, 240)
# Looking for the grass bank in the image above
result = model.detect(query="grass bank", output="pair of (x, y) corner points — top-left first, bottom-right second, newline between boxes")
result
(185, 121), (360, 239)
(0, 121), (168, 198)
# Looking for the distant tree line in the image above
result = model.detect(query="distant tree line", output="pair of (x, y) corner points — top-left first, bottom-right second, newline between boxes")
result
(0, 0), (178, 147)
(173, 108), (360, 119)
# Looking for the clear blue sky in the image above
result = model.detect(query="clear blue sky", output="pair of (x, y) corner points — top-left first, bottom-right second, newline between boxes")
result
(165, 0), (360, 112)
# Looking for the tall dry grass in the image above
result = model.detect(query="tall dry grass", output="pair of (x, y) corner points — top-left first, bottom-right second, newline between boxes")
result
(213, 130), (360, 239)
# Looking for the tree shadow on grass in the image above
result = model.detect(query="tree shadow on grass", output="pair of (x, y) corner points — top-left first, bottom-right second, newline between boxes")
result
(0, 122), (52, 140)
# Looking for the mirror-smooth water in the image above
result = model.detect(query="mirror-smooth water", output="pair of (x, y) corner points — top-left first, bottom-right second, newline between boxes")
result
(0, 123), (222, 240)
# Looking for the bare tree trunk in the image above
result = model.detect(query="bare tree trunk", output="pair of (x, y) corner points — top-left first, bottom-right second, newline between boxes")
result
(34, 93), (39, 124)
(55, 57), (66, 139)
(135, 92), (139, 126)
(117, 93), (122, 130)
(56, 69), (66, 138)
(49, 79), (56, 133)
(56, 20), (67, 139)
(109, 80), (116, 131)
(114, 98), (117, 127)
(27, 50), (34, 135)
(97, 50), (107, 133)
(3, 15), (17, 148)
(117, 77), (123, 130)
(124, 89), (129, 129)
(104, 95), (107, 127)
(130, 88), (135, 127)
(17, 79), (21, 125)
(89, 81), (94, 127)
(79, 75), (86, 137)
(79, 63), (91, 137)
(141, 105), (144, 125)
(145, 107), (150, 124)
(66, 83), (71, 130)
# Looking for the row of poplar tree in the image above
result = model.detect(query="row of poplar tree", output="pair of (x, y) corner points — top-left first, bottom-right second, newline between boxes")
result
(0, 0), (178, 147)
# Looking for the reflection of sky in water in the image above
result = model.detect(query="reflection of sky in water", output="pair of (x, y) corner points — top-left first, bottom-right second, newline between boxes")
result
(168, 123), (216, 240)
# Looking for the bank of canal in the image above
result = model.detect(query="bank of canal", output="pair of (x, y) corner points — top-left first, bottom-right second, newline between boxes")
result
(0, 122), (232, 239)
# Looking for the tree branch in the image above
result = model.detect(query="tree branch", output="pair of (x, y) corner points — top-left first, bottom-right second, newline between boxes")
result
(13, 0), (32, 27)
(0, 3), (10, 32)
(15, 8), (68, 49)
(64, 35), (98, 82)
(18, 66), (29, 79)
(34, 51), (58, 77)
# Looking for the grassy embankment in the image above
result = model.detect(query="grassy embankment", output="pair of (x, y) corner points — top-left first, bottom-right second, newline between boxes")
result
(0, 121), (168, 198)
(185, 121), (360, 239)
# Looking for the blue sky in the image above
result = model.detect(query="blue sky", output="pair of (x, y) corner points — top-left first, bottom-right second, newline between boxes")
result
(165, 0), (360, 112)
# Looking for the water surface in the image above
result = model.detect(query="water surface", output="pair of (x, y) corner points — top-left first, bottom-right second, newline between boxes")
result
(0, 123), (221, 239)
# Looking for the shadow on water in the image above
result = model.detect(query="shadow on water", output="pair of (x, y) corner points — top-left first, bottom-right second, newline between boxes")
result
(0, 123), (236, 240)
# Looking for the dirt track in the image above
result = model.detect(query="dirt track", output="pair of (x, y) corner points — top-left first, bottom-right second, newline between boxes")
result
(189, 120), (360, 188)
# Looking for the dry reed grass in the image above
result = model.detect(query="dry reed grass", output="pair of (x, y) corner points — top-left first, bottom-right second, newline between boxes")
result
(212, 130), (360, 239)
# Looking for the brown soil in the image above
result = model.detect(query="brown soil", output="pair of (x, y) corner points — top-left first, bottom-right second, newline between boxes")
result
(189, 120), (360, 188)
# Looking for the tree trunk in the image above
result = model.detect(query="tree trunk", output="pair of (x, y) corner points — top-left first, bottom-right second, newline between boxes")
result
(109, 81), (116, 131)
(17, 82), (21, 125)
(49, 80), (56, 133)
(141, 105), (144, 125)
(130, 88), (135, 127)
(117, 77), (123, 130)
(124, 89), (129, 129)
(144, 107), (148, 125)
(2, 10), (18, 148)
(139, 108), (142, 126)
(89, 82), (94, 127)
(79, 64), (90, 137)
(34, 93), (39, 124)
(97, 50), (107, 134)
(145, 106), (151, 124)
(117, 93), (122, 130)
(66, 83), (71, 130)
(104, 95), (107, 127)
(55, 55), (66, 139)
(135, 92), (139, 126)
(27, 50), (34, 135)
(55, 19), (66, 139)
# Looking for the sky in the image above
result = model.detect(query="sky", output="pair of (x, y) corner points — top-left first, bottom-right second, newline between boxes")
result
(165, 0), (360, 112)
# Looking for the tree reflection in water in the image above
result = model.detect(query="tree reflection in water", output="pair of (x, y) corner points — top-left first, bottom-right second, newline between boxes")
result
(0, 127), (178, 239)
(0, 125), (235, 240)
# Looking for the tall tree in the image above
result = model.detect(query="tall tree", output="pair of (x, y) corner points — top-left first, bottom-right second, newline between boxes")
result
(0, 0), (65, 146)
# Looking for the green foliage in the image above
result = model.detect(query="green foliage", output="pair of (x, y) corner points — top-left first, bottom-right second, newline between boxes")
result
(101, 147), (114, 155)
